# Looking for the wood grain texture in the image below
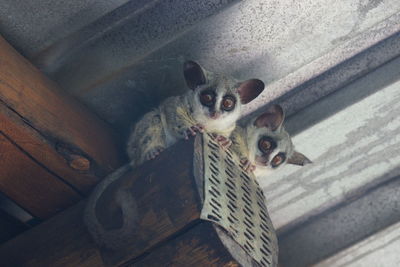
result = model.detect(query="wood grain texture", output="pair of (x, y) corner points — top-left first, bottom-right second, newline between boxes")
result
(0, 132), (81, 219)
(0, 139), (201, 267)
(0, 138), (255, 267)
(0, 202), (104, 267)
(0, 102), (98, 194)
(96, 138), (202, 266)
(0, 35), (123, 195)
(129, 222), (241, 267)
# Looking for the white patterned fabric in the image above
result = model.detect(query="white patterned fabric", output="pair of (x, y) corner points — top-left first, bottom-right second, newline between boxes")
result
(200, 133), (278, 267)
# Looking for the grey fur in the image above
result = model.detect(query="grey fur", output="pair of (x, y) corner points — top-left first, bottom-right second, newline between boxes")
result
(85, 61), (265, 249)
(83, 165), (139, 250)
(231, 105), (311, 178)
(127, 61), (264, 167)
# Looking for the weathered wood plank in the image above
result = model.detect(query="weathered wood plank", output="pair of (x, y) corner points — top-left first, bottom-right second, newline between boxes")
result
(86, 138), (202, 266)
(0, 132), (81, 219)
(0, 103), (98, 193)
(0, 209), (28, 244)
(0, 202), (103, 267)
(0, 139), (201, 266)
(0, 138), (257, 267)
(129, 222), (259, 267)
(129, 222), (240, 267)
(0, 35), (124, 195)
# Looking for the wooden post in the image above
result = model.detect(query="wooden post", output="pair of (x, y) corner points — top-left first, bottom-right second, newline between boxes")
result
(0, 36), (124, 218)
(0, 138), (259, 267)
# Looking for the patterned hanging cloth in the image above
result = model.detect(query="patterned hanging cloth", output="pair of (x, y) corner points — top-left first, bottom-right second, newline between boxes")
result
(200, 133), (278, 267)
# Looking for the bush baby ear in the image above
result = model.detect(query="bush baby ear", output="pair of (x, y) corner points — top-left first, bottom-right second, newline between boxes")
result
(237, 79), (265, 104)
(287, 151), (312, 166)
(254, 104), (284, 131)
(183, 61), (207, 90)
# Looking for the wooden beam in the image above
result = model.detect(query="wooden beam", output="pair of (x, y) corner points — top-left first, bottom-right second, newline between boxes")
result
(0, 139), (199, 266)
(0, 202), (103, 267)
(130, 222), (254, 267)
(0, 36), (124, 217)
(0, 209), (28, 244)
(90, 139), (202, 266)
(0, 132), (81, 218)
(0, 139), (257, 267)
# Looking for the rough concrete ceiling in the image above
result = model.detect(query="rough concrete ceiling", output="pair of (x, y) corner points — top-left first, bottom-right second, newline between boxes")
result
(271, 56), (400, 267)
(0, 0), (400, 266)
(0, 0), (131, 57)
(2, 0), (400, 135)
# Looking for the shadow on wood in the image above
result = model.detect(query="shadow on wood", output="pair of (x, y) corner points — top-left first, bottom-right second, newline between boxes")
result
(0, 36), (124, 219)
(0, 137), (261, 266)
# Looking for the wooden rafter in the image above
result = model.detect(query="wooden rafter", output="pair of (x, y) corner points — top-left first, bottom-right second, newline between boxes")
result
(0, 139), (257, 267)
(0, 36), (124, 219)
